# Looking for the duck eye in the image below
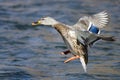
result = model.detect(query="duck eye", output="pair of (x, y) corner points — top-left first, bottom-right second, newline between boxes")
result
(41, 18), (45, 20)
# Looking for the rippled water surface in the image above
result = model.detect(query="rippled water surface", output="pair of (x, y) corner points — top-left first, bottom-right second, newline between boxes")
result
(0, 0), (120, 80)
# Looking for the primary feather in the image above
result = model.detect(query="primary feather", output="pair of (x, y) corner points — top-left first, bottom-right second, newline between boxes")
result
(73, 11), (109, 31)
(74, 11), (110, 47)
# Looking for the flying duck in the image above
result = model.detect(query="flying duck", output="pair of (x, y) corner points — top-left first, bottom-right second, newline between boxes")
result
(32, 11), (115, 72)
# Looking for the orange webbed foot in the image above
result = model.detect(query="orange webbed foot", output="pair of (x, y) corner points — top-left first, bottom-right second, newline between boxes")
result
(64, 55), (80, 63)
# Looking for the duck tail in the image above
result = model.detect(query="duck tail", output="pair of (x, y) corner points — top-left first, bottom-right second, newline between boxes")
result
(79, 56), (87, 72)
(98, 35), (115, 41)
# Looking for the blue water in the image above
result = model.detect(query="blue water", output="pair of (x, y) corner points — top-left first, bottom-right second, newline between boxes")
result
(0, 0), (120, 80)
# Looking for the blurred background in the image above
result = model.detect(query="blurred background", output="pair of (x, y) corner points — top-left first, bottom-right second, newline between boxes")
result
(0, 0), (119, 80)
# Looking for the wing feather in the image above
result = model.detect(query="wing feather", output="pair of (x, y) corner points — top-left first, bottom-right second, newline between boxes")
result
(88, 11), (108, 28)
(73, 11), (109, 31)
(74, 11), (109, 47)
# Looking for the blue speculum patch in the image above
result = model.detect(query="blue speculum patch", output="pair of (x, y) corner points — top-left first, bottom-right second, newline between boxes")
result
(89, 24), (99, 34)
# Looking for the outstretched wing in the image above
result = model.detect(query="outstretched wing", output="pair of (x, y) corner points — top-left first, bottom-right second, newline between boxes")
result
(76, 30), (99, 46)
(73, 11), (109, 32)
(74, 11), (109, 46)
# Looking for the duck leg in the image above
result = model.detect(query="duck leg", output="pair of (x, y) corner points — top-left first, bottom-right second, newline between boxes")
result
(64, 55), (80, 63)
(61, 50), (70, 55)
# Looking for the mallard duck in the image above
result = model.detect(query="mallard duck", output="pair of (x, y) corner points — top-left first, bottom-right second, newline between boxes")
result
(32, 11), (115, 72)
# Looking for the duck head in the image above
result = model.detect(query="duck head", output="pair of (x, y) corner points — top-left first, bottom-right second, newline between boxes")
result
(32, 17), (58, 26)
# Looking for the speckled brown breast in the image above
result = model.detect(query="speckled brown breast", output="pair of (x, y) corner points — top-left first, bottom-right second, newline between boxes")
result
(54, 23), (88, 64)
(54, 23), (87, 56)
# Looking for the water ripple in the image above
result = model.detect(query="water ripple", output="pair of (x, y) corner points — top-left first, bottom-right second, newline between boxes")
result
(0, 0), (119, 80)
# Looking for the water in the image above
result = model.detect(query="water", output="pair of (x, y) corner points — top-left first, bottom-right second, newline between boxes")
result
(0, 0), (120, 80)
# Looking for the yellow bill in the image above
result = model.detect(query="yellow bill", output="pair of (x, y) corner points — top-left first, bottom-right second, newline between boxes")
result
(32, 20), (41, 26)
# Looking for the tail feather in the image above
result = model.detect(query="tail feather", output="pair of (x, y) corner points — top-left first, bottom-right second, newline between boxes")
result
(80, 56), (87, 72)
(98, 35), (115, 41)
